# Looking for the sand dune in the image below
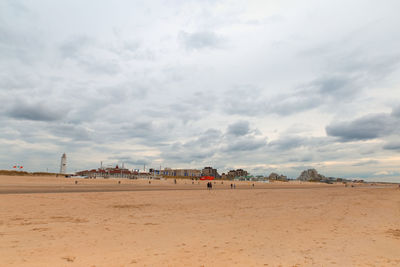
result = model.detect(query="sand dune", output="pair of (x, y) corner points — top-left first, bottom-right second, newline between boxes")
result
(0, 175), (399, 266)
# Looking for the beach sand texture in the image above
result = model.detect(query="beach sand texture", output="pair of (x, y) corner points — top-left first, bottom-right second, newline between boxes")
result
(0, 175), (399, 266)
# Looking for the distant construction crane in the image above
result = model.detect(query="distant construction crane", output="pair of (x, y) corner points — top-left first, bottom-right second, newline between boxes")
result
(60, 153), (67, 174)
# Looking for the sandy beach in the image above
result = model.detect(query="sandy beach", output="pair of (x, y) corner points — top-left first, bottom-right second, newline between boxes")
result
(0, 175), (399, 266)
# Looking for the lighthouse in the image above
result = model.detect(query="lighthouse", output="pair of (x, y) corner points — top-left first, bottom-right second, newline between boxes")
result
(60, 153), (67, 174)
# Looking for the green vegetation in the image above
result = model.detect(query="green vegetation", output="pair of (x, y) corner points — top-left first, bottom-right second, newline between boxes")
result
(0, 170), (59, 176)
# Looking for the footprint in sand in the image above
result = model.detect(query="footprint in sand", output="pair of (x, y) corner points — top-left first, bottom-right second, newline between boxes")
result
(61, 256), (75, 262)
(31, 227), (49, 232)
(386, 229), (400, 239)
(144, 222), (159, 226)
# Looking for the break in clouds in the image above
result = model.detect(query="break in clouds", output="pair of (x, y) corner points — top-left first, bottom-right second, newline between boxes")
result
(0, 0), (400, 181)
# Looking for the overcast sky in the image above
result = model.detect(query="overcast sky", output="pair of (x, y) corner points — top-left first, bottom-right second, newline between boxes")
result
(1, 0), (399, 181)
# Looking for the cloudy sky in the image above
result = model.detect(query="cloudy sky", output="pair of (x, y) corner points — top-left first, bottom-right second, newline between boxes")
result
(1, 0), (400, 181)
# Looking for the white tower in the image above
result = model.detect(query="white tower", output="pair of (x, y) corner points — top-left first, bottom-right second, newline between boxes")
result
(60, 153), (67, 174)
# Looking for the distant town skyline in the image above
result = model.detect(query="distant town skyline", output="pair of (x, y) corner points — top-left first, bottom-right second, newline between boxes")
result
(0, 1), (399, 182)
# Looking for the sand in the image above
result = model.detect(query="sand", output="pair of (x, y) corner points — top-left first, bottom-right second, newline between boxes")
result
(0, 175), (399, 266)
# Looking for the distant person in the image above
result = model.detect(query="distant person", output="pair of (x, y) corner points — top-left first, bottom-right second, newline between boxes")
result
(174, 179), (177, 184)
(252, 183), (254, 188)
(233, 184), (236, 189)
(149, 180), (151, 184)
(210, 182), (213, 189)
(230, 183), (233, 189)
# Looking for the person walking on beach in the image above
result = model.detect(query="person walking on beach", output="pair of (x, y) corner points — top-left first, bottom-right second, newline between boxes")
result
(207, 182), (213, 190)
(230, 183), (233, 189)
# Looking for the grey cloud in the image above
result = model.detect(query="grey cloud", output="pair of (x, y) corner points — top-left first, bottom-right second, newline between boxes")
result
(224, 42), (400, 118)
(165, 91), (218, 123)
(0, 72), (38, 91)
(134, 91), (217, 123)
(116, 122), (157, 139)
(48, 123), (91, 141)
(160, 125), (267, 165)
(308, 76), (353, 97)
(184, 129), (222, 147)
(179, 31), (223, 50)
(352, 160), (380, 166)
(223, 137), (266, 152)
(266, 93), (321, 116)
(263, 134), (375, 167)
(223, 74), (353, 117)
(0, 1), (44, 65)
(227, 121), (250, 136)
(93, 120), (176, 146)
(59, 35), (120, 75)
(383, 141), (400, 151)
(162, 148), (212, 163)
(288, 155), (314, 163)
(7, 101), (66, 121)
(0, 0), (29, 16)
(265, 73), (361, 116)
(109, 156), (151, 166)
(168, 102), (204, 123)
(223, 85), (265, 116)
(60, 35), (93, 59)
(392, 106), (400, 117)
(326, 113), (398, 141)
(160, 129), (222, 164)
(223, 121), (267, 152)
(0, 25), (41, 64)
(265, 132), (333, 155)
(268, 136), (306, 150)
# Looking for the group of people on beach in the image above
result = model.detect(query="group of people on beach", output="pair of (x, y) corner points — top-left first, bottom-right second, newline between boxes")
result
(207, 182), (239, 189)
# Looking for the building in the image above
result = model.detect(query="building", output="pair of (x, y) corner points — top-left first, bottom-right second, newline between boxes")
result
(202, 167), (220, 178)
(76, 165), (137, 178)
(175, 169), (201, 177)
(226, 169), (248, 179)
(155, 168), (202, 177)
(60, 153), (67, 174)
(268, 172), (287, 181)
